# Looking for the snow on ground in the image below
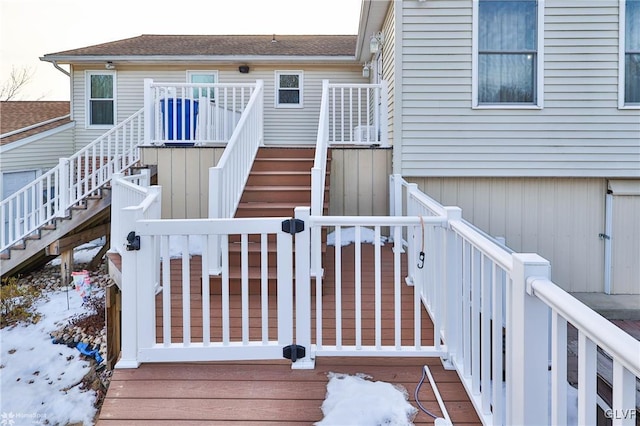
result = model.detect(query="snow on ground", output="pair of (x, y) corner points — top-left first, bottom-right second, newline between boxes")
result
(0, 288), (97, 425)
(1, 240), (106, 425)
(315, 373), (417, 426)
(327, 227), (388, 247)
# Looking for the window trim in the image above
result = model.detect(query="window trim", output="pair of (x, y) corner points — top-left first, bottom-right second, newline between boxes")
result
(85, 70), (116, 129)
(472, 0), (545, 109)
(274, 70), (304, 109)
(619, 0), (640, 109)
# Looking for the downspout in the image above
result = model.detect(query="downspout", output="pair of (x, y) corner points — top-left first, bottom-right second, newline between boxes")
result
(51, 60), (70, 77)
(603, 190), (613, 294)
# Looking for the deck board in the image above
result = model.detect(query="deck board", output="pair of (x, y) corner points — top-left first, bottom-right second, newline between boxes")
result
(99, 244), (482, 424)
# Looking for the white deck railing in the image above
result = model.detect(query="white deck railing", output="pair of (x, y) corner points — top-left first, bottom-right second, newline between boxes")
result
(115, 174), (639, 425)
(327, 81), (388, 146)
(389, 174), (640, 426)
(110, 170), (161, 257)
(1, 108), (144, 253)
(144, 79), (256, 146)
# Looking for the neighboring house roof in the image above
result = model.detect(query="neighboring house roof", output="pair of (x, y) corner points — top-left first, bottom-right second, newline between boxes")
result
(0, 101), (71, 146)
(41, 35), (358, 63)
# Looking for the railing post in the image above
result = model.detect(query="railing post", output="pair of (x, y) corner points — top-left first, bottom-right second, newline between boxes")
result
(208, 167), (222, 274)
(406, 183), (420, 286)
(293, 206), (315, 369)
(442, 206), (462, 370)
(507, 253), (551, 426)
(144, 78), (153, 146)
(256, 80), (264, 146)
(115, 206), (143, 368)
(57, 158), (70, 218)
(109, 173), (124, 254)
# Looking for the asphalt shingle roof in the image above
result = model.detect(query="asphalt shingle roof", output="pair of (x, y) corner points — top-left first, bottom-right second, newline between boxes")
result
(44, 34), (357, 58)
(0, 101), (71, 146)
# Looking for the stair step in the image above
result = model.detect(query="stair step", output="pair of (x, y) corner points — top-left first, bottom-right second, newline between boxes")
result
(246, 171), (312, 186)
(251, 158), (314, 172)
(0, 252), (10, 260)
(255, 147), (316, 159)
(241, 186), (313, 203)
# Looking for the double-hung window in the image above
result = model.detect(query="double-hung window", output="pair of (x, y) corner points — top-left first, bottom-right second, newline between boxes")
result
(275, 71), (303, 108)
(474, 0), (543, 107)
(86, 71), (115, 127)
(621, 0), (640, 107)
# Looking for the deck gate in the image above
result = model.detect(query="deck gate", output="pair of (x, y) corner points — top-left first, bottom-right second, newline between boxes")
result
(117, 216), (295, 367)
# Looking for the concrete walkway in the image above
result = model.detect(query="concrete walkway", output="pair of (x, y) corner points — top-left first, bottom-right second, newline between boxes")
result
(571, 292), (640, 320)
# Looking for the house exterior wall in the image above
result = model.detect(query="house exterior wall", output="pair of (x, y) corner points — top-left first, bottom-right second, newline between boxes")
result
(71, 64), (366, 150)
(394, 0), (639, 294)
(140, 147), (226, 219)
(610, 187), (640, 294)
(0, 127), (75, 174)
(409, 177), (608, 293)
(329, 148), (392, 216)
(397, 0), (640, 178)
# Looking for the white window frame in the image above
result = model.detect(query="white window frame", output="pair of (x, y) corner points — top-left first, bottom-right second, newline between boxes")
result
(472, 0), (545, 109)
(186, 70), (219, 100)
(275, 71), (304, 108)
(619, 0), (640, 109)
(85, 70), (116, 129)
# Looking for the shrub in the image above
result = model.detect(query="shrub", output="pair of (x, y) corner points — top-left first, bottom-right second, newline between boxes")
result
(0, 277), (42, 328)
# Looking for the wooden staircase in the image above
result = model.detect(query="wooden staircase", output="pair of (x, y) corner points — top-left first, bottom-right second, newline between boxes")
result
(0, 188), (112, 278)
(211, 147), (330, 294)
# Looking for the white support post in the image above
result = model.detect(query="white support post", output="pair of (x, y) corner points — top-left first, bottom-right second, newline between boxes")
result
(406, 183), (420, 287)
(115, 206), (143, 368)
(442, 206), (462, 370)
(612, 361), (637, 426)
(208, 167), (222, 275)
(292, 206), (315, 369)
(507, 253), (551, 426)
(108, 173), (124, 254)
(144, 79), (153, 146)
(136, 232), (156, 360)
(57, 158), (70, 218)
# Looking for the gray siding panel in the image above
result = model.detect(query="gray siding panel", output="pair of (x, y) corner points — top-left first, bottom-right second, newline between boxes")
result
(0, 128), (75, 173)
(400, 0), (640, 177)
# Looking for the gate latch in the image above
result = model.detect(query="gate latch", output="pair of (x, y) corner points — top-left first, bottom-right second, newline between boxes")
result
(126, 231), (141, 251)
(282, 218), (304, 235)
(283, 344), (306, 362)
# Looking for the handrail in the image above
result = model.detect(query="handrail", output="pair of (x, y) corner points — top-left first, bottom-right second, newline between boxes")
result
(530, 278), (640, 377)
(208, 80), (264, 220)
(1, 108), (144, 252)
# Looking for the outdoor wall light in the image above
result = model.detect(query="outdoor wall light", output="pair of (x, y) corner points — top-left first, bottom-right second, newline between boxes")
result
(105, 61), (116, 70)
(362, 62), (371, 78)
(239, 65), (250, 73)
(369, 31), (384, 55)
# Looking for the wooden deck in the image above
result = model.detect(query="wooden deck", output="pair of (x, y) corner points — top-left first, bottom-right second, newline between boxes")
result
(99, 244), (482, 424)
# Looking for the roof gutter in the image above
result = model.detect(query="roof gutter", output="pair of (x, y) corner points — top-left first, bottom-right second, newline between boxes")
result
(40, 55), (360, 65)
(0, 114), (71, 139)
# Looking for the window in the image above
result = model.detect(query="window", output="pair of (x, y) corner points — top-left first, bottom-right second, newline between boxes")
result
(474, 0), (543, 108)
(86, 71), (115, 127)
(622, 0), (640, 106)
(187, 71), (218, 100)
(275, 71), (303, 108)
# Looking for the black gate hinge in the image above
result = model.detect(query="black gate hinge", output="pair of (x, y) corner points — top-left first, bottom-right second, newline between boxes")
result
(126, 231), (141, 251)
(281, 218), (304, 235)
(283, 344), (306, 362)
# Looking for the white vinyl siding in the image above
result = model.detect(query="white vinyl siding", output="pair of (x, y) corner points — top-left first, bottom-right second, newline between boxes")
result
(382, 1), (396, 146)
(71, 65), (366, 149)
(400, 0), (640, 177)
(0, 127), (75, 174)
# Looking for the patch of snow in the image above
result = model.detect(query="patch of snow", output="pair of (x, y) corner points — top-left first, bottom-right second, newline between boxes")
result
(327, 227), (388, 247)
(167, 235), (204, 259)
(49, 238), (105, 267)
(315, 373), (417, 426)
(0, 289), (97, 425)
